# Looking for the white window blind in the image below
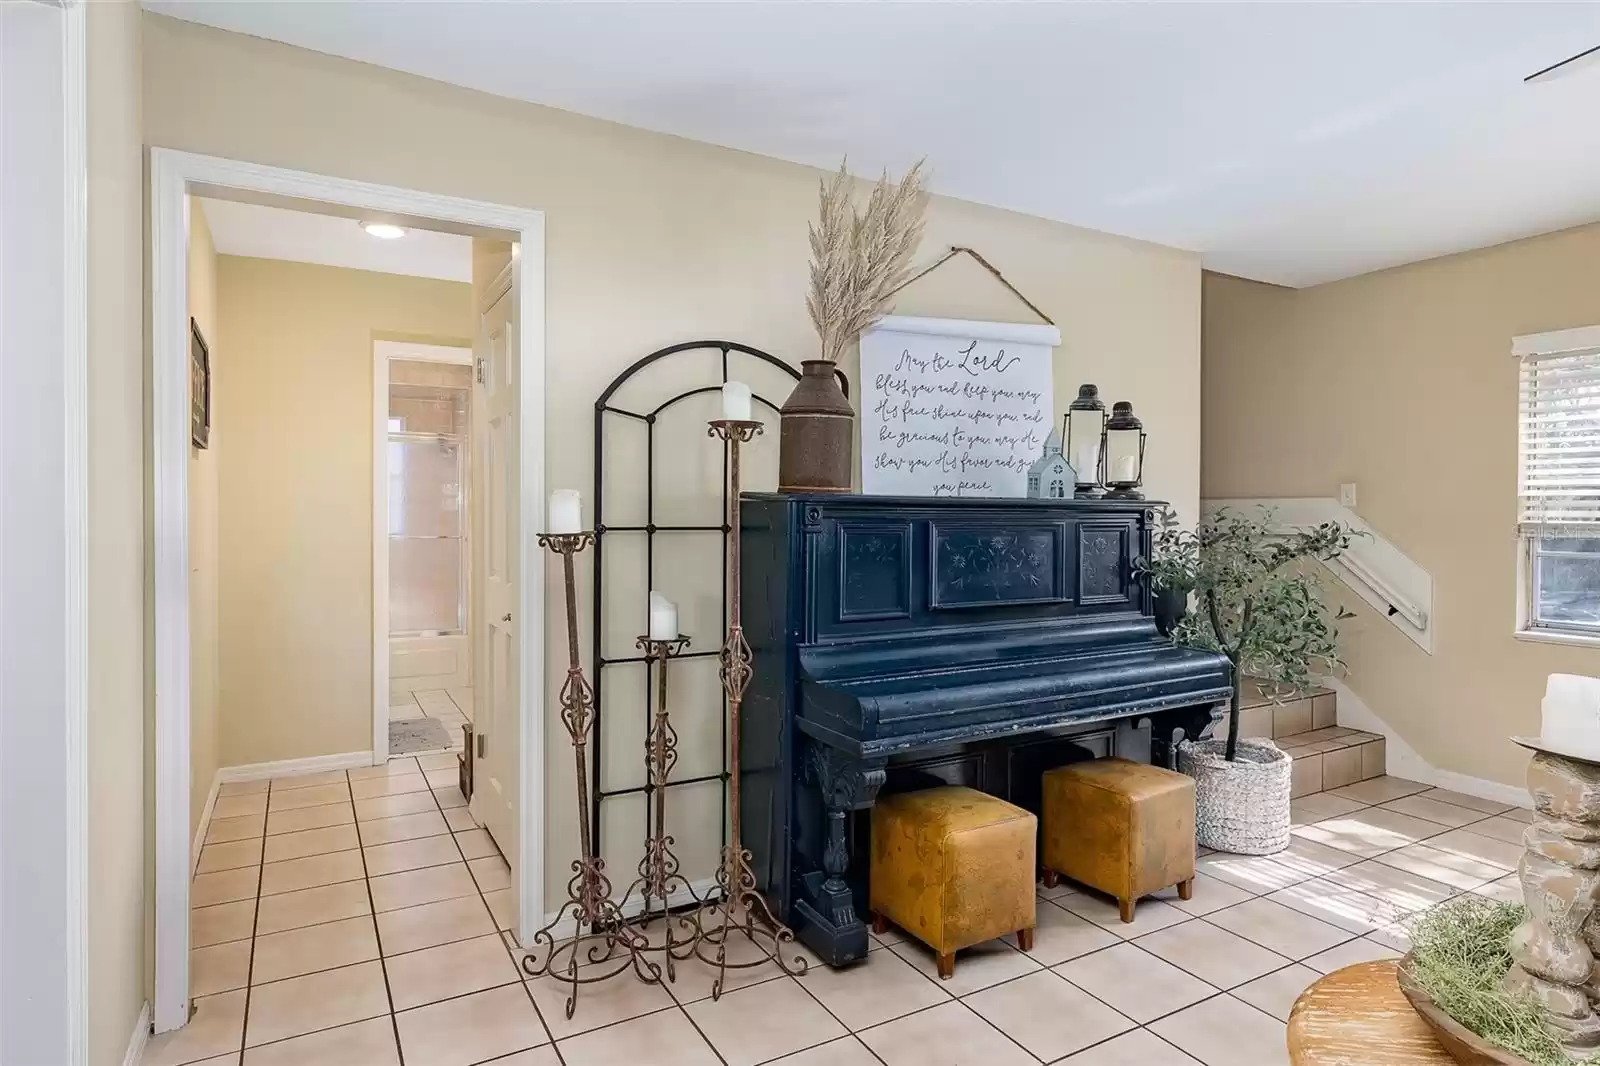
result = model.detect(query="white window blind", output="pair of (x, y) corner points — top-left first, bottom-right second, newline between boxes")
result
(1518, 329), (1600, 535)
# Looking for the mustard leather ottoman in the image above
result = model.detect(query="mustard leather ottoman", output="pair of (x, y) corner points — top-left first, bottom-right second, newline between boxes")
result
(1040, 757), (1195, 923)
(869, 785), (1036, 979)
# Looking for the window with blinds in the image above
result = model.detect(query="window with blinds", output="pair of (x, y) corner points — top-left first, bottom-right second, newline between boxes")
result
(1517, 326), (1600, 634)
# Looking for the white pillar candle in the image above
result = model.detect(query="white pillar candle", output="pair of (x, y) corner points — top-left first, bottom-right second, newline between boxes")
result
(721, 380), (752, 421)
(547, 489), (583, 535)
(648, 591), (679, 641)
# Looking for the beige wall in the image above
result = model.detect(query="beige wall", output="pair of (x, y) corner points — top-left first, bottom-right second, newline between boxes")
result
(142, 13), (1203, 900)
(87, 2), (147, 1062)
(1203, 222), (1600, 789)
(215, 255), (471, 765)
(188, 199), (221, 831)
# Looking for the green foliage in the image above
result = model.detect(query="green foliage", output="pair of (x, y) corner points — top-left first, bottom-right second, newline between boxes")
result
(1139, 507), (1357, 759)
(1407, 896), (1585, 1066)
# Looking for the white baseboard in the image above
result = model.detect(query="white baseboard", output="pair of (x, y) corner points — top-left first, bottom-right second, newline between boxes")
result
(121, 1001), (149, 1066)
(190, 772), (222, 876)
(527, 875), (719, 947)
(217, 750), (374, 783)
(1326, 678), (1532, 810)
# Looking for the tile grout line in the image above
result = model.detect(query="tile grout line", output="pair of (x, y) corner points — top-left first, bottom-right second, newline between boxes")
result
(230, 775), (273, 1063)
(346, 769), (409, 1066)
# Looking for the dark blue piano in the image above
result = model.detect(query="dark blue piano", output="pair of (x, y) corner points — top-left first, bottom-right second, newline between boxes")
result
(738, 493), (1232, 968)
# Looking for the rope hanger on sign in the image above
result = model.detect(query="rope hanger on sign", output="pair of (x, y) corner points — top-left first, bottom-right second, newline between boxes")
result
(885, 245), (1056, 327)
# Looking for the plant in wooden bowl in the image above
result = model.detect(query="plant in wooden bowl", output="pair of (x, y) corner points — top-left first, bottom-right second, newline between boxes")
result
(1400, 896), (1578, 1066)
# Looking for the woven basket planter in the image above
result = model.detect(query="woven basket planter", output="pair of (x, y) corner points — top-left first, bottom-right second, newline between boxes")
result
(1179, 737), (1292, 855)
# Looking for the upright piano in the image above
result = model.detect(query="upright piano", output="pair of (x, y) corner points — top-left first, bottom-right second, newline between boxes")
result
(738, 493), (1232, 968)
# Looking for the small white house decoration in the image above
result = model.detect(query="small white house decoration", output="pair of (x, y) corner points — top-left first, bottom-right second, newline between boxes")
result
(1026, 428), (1077, 499)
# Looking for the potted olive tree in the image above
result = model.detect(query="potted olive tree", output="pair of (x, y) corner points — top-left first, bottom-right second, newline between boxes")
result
(1140, 507), (1355, 854)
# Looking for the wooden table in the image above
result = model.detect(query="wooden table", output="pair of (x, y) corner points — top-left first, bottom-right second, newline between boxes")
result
(1288, 961), (1454, 1065)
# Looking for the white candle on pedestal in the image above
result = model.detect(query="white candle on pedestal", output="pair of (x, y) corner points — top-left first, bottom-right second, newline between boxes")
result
(1113, 455), (1138, 483)
(547, 489), (583, 535)
(648, 591), (679, 641)
(721, 381), (752, 421)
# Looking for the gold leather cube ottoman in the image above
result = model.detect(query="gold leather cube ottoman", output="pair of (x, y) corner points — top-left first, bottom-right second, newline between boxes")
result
(1041, 757), (1196, 923)
(869, 785), (1036, 979)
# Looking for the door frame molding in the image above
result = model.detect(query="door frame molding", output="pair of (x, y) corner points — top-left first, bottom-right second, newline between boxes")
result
(150, 149), (547, 1034)
(373, 339), (474, 760)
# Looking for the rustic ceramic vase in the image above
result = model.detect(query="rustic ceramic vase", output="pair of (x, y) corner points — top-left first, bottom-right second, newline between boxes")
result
(778, 360), (853, 493)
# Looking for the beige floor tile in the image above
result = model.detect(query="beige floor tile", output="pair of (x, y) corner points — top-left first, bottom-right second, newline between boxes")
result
(1006, 898), (1120, 964)
(260, 849), (366, 896)
(1416, 788), (1514, 816)
(444, 806), (478, 832)
(1467, 816), (1531, 845)
(370, 861), (477, 912)
(417, 751), (459, 771)
(1424, 828), (1524, 870)
(1322, 859), (1457, 915)
(213, 794), (268, 819)
(377, 893), (495, 955)
(558, 1005), (719, 1066)
(1150, 993), (1290, 1066)
(480, 1050), (560, 1066)
(143, 989), (247, 1066)
(267, 783), (350, 811)
(350, 773), (430, 800)
(1265, 878), (1400, 936)
(1152, 873), (1255, 918)
(453, 827), (499, 860)
(859, 999), (1035, 1066)
(395, 982), (548, 1066)
(767, 1036), (882, 1066)
(966, 968), (1135, 1061)
(355, 791), (438, 821)
(1292, 807), (1446, 858)
(1378, 794), (1488, 829)
(1057, 892), (1192, 938)
(242, 1016), (398, 1066)
(1193, 853), (1307, 894)
(1232, 964), (1320, 1022)
(889, 935), (1042, 996)
(1474, 874), (1525, 904)
(1323, 776), (1430, 806)
(795, 939), (948, 1030)
(1301, 936), (1402, 975)
(525, 961), (676, 1039)
(360, 810), (451, 846)
(484, 886), (515, 930)
(686, 974), (846, 1066)
(193, 899), (257, 948)
(1058, 1027), (1204, 1065)
(1204, 898), (1352, 960)
(245, 960), (390, 1047)
(1055, 942), (1217, 1024)
(1272, 835), (1366, 879)
(192, 940), (253, 996)
(434, 785), (469, 809)
(266, 802), (354, 836)
(262, 823), (359, 864)
(219, 778), (270, 797)
(1373, 842), (1508, 890)
(251, 914), (379, 984)
(206, 814), (266, 844)
(348, 756), (420, 780)
(666, 937), (795, 1005)
(364, 833), (462, 877)
(270, 769), (350, 791)
(1289, 794), (1366, 826)
(255, 879), (372, 936)
(1133, 919), (1291, 990)
(197, 839), (264, 873)
(1498, 806), (1535, 824)
(192, 866), (260, 908)
(425, 767), (460, 790)
(470, 854), (513, 892)
(386, 931), (521, 1010)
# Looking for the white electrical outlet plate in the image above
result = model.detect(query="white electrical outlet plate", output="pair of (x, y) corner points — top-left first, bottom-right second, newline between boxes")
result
(1339, 483), (1357, 508)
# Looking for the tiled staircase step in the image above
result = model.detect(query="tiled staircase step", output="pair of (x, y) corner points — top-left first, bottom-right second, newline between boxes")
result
(1283, 729), (1385, 798)
(1237, 686), (1337, 742)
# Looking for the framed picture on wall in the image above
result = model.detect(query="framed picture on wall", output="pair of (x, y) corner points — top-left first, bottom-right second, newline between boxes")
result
(190, 317), (211, 449)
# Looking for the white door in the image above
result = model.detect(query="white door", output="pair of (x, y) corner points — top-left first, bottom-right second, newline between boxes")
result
(473, 278), (519, 864)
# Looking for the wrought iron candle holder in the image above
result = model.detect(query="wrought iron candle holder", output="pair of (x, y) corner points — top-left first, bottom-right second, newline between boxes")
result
(522, 530), (661, 1017)
(616, 633), (701, 978)
(693, 418), (808, 999)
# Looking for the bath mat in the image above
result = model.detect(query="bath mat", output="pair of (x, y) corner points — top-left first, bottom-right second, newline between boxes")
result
(390, 717), (452, 755)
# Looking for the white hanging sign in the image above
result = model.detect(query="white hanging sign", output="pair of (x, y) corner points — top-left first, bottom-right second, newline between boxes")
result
(860, 315), (1060, 497)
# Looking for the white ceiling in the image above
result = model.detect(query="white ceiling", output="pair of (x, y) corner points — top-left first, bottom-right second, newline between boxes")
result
(155, 2), (1600, 287)
(196, 197), (471, 282)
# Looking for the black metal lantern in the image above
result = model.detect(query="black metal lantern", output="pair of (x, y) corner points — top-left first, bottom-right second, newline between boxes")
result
(1064, 384), (1107, 498)
(1103, 401), (1146, 499)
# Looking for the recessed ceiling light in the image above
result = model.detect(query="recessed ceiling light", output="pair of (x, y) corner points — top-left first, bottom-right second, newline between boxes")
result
(362, 222), (407, 239)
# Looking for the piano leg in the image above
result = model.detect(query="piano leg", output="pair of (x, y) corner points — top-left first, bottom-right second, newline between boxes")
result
(1144, 702), (1226, 770)
(798, 742), (886, 968)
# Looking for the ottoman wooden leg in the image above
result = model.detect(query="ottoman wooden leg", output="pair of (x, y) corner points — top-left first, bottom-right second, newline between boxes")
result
(937, 952), (955, 980)
(1178, 878), (1194, 901)
(1016, 928), (1035, 952)
(871, 913), (889, 936)
(1118, 897), (1135, 924)
(1041, 869), (1060, 889)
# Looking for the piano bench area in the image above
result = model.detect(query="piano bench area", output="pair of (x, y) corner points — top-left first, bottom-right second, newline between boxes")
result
(867, 786), (1038, 980)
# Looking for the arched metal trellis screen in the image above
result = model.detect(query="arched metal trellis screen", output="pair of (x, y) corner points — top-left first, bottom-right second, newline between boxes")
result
(589, 342), (847, 891)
